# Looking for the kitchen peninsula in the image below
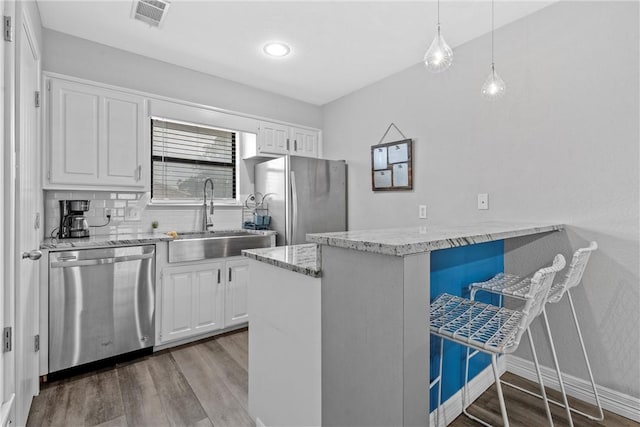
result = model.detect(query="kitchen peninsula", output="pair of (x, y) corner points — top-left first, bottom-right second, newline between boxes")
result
(244, 221), (565, 427)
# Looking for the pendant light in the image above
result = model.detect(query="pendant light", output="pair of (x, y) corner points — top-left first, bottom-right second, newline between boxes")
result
(481, 0), (506, 99)
(423, 0), (453, 73)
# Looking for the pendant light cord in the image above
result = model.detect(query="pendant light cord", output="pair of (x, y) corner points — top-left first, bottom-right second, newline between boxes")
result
(491, 0), (495, 67)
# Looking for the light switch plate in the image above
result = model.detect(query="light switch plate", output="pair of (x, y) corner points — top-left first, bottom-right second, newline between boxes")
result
(477, 193), (489, 210)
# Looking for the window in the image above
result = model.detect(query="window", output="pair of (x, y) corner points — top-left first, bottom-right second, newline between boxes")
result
(152, 119), (236, 202)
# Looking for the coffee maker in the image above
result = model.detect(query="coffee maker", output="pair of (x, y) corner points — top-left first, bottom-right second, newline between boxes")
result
(58, 200), (91, 238)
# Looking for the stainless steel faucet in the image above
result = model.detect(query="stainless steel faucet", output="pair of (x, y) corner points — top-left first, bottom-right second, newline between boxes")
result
(202, 178), (215, 231)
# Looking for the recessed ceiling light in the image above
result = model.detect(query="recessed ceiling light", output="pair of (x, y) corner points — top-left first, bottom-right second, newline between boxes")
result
(263, 42), (291, 58)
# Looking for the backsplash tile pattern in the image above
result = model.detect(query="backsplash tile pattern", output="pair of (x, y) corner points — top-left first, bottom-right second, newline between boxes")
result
(44, 190), (244, 238)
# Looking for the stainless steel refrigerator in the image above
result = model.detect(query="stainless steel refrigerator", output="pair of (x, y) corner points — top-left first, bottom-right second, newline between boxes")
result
(255, 156), (346, 246)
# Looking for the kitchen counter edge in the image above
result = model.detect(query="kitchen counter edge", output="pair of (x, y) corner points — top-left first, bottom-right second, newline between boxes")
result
(306, 222), (565, 256)
(41, 229), (277, 251)
(242, 244), (322, 278)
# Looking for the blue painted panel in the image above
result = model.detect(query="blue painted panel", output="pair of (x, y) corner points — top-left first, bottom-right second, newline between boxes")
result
(429, 240), (504, 413)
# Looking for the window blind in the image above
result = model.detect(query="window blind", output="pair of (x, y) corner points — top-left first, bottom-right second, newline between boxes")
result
(152, 119), (236, 201)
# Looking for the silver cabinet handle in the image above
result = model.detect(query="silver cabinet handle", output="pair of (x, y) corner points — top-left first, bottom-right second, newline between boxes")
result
(217, 269), (221, 284)
(228, 268), (232, 282)
(22, 250), (42, 260)
(294, 139), (298, 152)
(136, 165), (142, 181)
(286, 138), (290, 151)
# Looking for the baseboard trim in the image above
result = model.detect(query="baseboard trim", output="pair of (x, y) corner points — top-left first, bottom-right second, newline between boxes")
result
(507, 355), (640, 423)
(429, 357), (507, 427)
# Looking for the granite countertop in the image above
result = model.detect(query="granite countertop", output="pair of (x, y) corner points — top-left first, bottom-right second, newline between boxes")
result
(42, 229), (277, 250)
(306, 221), (564, 257)
(242, 244), (322, 278)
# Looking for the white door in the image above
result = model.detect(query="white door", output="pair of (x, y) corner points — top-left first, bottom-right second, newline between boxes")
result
(1, 0), (17, 425)
(225, 259), (250, 327)
(14, 8), (41, 427)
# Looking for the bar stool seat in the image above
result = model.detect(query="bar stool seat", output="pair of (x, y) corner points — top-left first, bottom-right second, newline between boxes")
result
(431, 294), (525, 354)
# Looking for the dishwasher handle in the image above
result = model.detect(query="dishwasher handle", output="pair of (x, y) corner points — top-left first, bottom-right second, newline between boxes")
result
(51, 252), (154, 268)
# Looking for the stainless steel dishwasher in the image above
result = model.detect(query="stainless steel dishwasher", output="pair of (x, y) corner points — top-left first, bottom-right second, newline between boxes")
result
(49, 245), (155, 372)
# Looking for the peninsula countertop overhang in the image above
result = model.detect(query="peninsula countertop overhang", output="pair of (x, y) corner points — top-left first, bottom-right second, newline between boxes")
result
(306, 221), (565, 257)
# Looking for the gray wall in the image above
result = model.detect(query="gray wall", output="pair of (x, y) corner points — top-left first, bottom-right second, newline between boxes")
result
(42, 29), (322, 128)
(321, 1), (639, 398)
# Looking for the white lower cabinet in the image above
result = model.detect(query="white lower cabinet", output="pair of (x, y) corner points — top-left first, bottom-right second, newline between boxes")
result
(225, 259), (250, 327)
(159, 257), (249, 345)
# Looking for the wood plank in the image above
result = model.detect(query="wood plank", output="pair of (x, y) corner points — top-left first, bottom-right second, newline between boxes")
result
(146, 352), (212, 427)
(171, 343), (253, 427)
(93, 415), (127, 427)
(201, 339), (250, 410)
(117, 359), (171, 427)
(84, 369), (125, 427)
(29, 375), (92, 427)
(216, 331), (248, 371)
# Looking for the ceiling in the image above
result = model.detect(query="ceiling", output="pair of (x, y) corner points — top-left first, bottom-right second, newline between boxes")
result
(36, 1), (554, 106)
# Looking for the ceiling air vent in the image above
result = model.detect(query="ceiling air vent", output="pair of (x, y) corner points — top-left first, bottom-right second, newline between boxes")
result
(132, 0), (170, 28)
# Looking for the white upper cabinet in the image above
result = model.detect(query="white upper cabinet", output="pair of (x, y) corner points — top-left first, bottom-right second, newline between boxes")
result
(258, 121), (290, 155)
(254, 121), (320, 158)
(291, 127), (319, 158)
(46, 77), (146, 190)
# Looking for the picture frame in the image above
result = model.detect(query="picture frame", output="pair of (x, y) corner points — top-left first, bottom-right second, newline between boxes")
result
(370, 138), (413, 191)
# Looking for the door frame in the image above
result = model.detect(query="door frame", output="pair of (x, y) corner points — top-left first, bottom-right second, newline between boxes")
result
(13, 3), (42, 426)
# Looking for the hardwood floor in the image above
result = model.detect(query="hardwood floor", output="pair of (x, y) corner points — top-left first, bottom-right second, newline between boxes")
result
(27, 330), (253, 427)
(449, 371), (638, 427)
(29, 329), (637, 427)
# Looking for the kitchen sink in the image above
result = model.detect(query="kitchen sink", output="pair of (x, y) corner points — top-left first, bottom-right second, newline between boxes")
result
(168, 230), (272, 263)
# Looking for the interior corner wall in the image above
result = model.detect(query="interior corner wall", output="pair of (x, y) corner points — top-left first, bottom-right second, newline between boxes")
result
(321, 1), (639, 399)
(41, 29), (322, 128)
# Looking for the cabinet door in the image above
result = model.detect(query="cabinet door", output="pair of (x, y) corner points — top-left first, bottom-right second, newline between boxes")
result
(225, 259), (250, 327)
(47, 78), (146, 189)
(160, 262), (224, 343)
(258, 121), (290, 155)
(100, 92), (145, 187)
(291, 127), (319, 158)
(49, 79), (101, 185)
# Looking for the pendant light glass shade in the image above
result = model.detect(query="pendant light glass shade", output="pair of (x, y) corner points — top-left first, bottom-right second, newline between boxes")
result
(482, 0), (506, 100)
(424, 26), (453, 73)
(481, 64), (506, 100)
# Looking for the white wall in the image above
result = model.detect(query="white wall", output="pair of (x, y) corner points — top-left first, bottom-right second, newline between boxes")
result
(322, 1), (639, 399)
(42, 29), (322, 128)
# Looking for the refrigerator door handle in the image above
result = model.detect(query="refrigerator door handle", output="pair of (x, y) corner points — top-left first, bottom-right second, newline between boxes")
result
(290, 170), (298, 245)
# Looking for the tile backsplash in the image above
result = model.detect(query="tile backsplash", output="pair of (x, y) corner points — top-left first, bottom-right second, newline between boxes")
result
(44, 190), (244, 238)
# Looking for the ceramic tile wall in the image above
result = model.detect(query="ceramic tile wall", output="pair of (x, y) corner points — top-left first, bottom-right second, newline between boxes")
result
(44, 190), (244, 238)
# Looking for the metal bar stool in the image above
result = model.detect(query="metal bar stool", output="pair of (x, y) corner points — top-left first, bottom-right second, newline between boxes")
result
(467, 242), (602, 424)
(430, 254), (566, 427)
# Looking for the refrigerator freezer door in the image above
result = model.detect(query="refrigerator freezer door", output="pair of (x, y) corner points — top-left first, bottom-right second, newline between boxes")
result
(289, 157), (346, 244)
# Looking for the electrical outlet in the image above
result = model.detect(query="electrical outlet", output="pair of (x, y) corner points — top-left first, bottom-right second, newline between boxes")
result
(477, 193), (489, 210)
(105, 208), (111, 217)
(125, 207), (140, 221)
(418, 205), (427, 219)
